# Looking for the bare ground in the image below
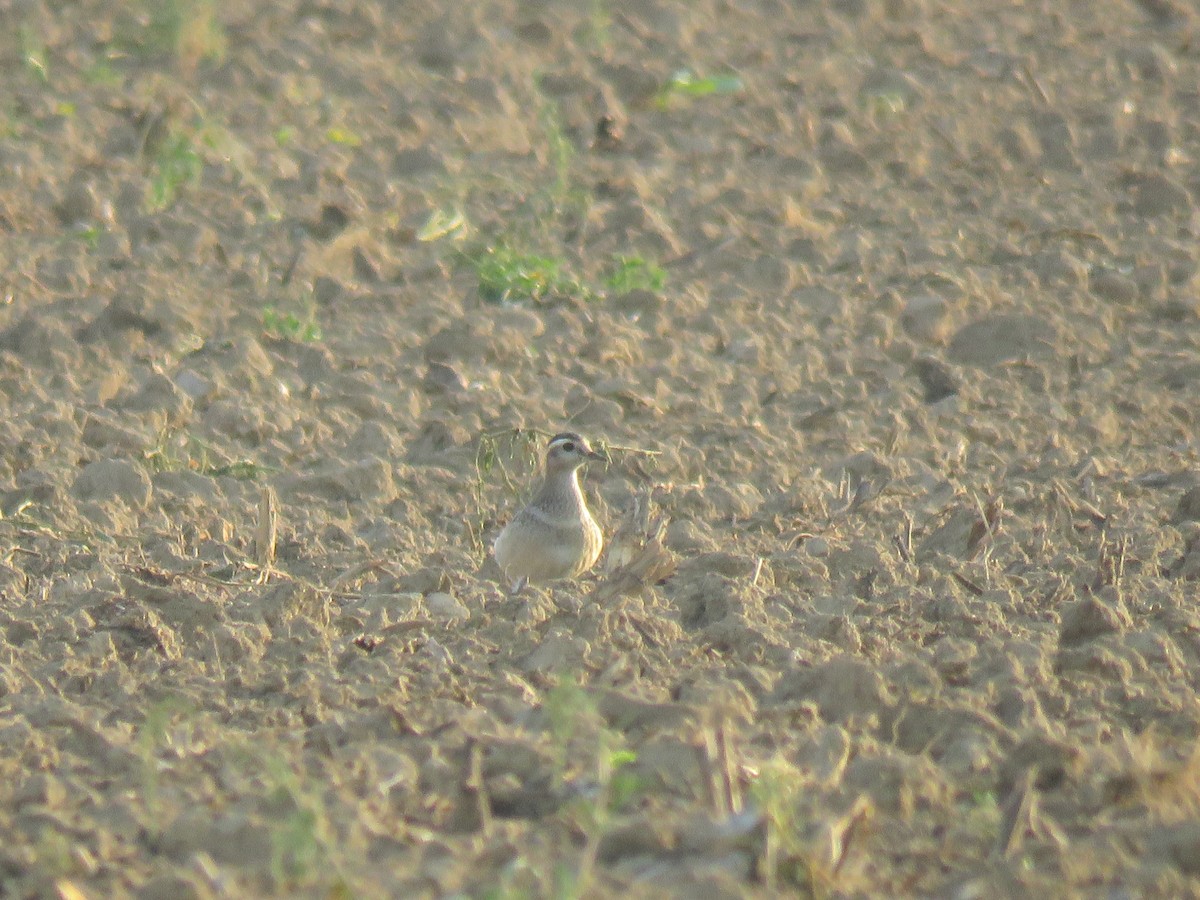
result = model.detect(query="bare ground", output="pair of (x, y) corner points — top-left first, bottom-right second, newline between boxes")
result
(3, 0), (1200, 897)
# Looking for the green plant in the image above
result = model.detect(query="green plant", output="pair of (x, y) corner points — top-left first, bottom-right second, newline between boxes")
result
(604, 255), (667, 293)
(417, 206), (468, 243)
(20, 22), (49, 82)
(325, 126), (362, 147)
(964, 788), (1001, 837)
(253, 755), (353, 896)
(147, 130), (203, 210)
(655, 69), (744, 107)
(751, 758), (814, 891)
(544, 678), (645, 896)
(144, 426), (270, 480)
(71, 226), (105, 248)
(84, 57), (122, 87)
(141, 0), (226, 66)
(264, 758), (325, 885)
(468, 429), (539, 556)
(861, 89), (908, 118)
(538, 99), (574, 212)
(582, 0), (612, 48)
(135, 696), (193, 833)
(263, 305), (322, 342)
(526, 89), (591, 239)
(472, 243), (590, 304)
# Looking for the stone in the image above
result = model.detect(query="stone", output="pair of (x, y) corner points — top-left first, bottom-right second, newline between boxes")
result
(71, 459), (153, 509)
(425, 591), (469, 622)
(947, 313), (1056, 367)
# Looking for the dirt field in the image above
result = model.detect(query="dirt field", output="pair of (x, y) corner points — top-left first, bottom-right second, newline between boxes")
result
(3, 0), (1200, 896)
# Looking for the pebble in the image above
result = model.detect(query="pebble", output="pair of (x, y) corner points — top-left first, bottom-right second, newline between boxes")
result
(425, 591), (469, 622)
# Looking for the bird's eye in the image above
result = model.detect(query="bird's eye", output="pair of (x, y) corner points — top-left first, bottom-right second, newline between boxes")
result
(562, 442), (575, 453)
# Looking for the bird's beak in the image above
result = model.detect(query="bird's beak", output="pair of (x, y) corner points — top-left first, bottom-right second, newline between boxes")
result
(589, 447), (609, 463)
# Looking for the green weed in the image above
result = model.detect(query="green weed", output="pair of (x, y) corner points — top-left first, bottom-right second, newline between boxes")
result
(544, 678), (646, 896)
(751, 758), (814, 891)
(582, 0), (612, 48)
(140, 0), (226, 67)
(417, 206), (469, 243)
(147, 130), (203, 210)
(965, 788), (1001, 837)
(472, 243), (591, 304)
(251, 755), (353, 896)
(19, 22), (49, 82)
(325, 126), (362, 147)
(263, 758), (326, 886)
(72, 226), (105, 248)
(135, 696), (193, 833)
(604, 255), (667, 293)
(538, 99), (574, 212)
(656, 69), (744, 107)
(263, 305), (322, 343)
(186, 116), (283, 219)
(144, 426), (270, 480)
(84, 57), (123, 87)
(469, 429), (539, 556)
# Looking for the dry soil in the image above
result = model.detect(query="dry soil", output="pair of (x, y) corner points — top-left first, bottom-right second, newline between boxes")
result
(3, 0), (1200, 897)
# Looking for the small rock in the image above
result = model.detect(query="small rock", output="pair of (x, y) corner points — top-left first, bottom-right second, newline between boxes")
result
(599, 60), (662, 106)
(423, 362), (467, 394)
(913, 355), (960, 402)
(157, 809), (273, 866)
(1033, 110), (1078, 170)
(678, 551), (759, 580)
(352, 248), (380, 283)
(126, 372), (193, 421)
(71, 459), (153, 509)
(1058, 593), (1131, 645)
(1175, 487), (1200, 522)
(804, 536), (830, 557)
(523, 630), (587, 673)
(202, 400), (270, 443)
(175, 369), (215, 402)
(1130, 172), (1191, 217)
(425, 591), (469, 622)
(1089, 268), (1139, 304)
(667, 520), (714, 555)
(947, 313), (1056, 367)
(900, 293), (951, 343)
(313, 275), (344, 306)
(800, 726), (852, 788)
(307, 204), (349, 241)
(77, 295), (166, 343)
(420, 635), (455, 665)
(54, 176), (98, 225)
(319, 457), (394, 503)
(81, 414), (149, 454)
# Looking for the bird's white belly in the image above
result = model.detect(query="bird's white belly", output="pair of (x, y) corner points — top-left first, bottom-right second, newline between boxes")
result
(494, 511), (601, 582)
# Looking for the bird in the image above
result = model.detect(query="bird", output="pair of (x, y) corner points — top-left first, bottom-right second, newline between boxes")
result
(493, 432), (606, 593)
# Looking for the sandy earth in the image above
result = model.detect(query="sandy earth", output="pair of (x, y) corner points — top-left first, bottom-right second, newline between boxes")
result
(3, 0), (1200, 896)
